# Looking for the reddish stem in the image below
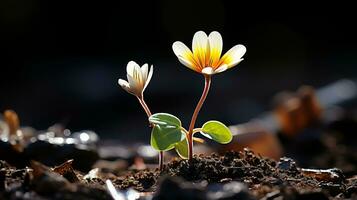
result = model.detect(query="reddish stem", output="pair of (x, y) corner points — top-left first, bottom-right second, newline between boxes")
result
(137, 96), (164, 171)
(138, 96), (152, 117)
(187, 75), (212, 160)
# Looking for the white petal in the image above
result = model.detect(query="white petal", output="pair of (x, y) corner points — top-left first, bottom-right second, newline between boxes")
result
(215, 64), (228, 73)
(221, 45), (246, 68)
(192, 31), (209, 68)
(118, 79), (130, 88)
(126, 61), (140, 77)
(178, 57), (197, 71)
(144, 65), (153, 91)
(201, 67), (214, 75)
(172, 41), (193, 58)
(118, 79), (133, 94)
(192, 31), (208, 52)
(141, 63), (149, 81)
(126, 61), (144, 87)
(227, 59), (243, 68)
(127, 74), (142, 96)
(172, 41), (198, 71)
(208, 31), (223, 66)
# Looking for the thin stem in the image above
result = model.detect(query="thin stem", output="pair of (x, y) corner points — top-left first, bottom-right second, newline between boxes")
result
(159, 151), (164, 170)
(180, 126), (189, 135)
(192, 128), (202, 134)
(137, 95), (164, 171)
(137, 96), (152, 117)
(193, 137), (205, 144)
(187, 75), (212, 160)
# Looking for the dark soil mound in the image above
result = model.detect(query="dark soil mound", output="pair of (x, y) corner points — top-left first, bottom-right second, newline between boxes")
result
(1, 149), (356, 200)
(115, 149), (356, 199)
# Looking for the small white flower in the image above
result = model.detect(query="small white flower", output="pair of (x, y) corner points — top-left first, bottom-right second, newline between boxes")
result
(172, 31), (246, 75)
(118, 61), (153, 97)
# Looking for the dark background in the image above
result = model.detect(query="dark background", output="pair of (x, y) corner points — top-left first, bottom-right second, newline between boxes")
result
(1, 1), (356, 142)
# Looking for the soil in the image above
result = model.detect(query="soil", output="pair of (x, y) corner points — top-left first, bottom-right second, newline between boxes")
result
(1, 149), (356, 200)
(1, 114), (356, 200)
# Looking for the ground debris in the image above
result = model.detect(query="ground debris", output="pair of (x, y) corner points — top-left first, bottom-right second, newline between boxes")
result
(0, 149), (356, 200)
(52, 159), (80, 183)
(301, 168), (345, 183)
(112, 149), (356, 199)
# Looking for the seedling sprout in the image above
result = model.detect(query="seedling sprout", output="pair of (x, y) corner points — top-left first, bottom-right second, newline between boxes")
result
(118, 31), (246, 169)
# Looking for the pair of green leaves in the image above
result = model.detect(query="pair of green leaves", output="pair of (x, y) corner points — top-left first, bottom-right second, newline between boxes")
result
(149, 113), (233, 159)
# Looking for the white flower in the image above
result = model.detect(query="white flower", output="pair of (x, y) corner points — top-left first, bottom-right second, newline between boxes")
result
(172, 31), (246, 75)
(118, 61), (153, 97)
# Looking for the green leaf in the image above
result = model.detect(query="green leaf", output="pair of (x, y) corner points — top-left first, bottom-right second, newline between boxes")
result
(149, 113), (181, 127)
(175, 138), (188, 159)
(150, 125), (186, 151)
(200, 120), (232, 144)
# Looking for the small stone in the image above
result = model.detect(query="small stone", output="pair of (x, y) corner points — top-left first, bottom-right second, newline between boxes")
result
(277, 157), (298, 172)
(206, 181), (254, 200)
